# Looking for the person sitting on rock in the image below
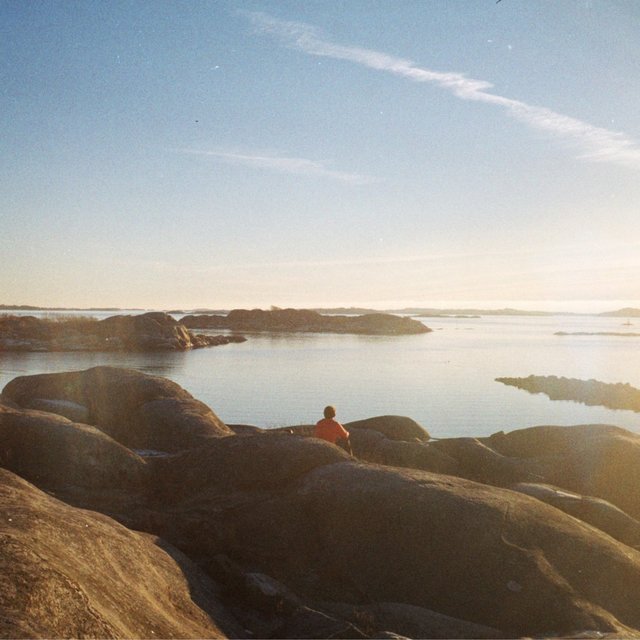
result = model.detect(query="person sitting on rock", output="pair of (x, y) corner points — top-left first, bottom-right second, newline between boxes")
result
(315, 406), (351, 453)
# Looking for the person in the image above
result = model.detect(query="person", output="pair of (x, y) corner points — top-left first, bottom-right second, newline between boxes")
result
(314, 405), (351, 453)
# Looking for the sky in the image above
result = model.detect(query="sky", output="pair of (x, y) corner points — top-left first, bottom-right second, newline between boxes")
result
(2, 0), (639, 312)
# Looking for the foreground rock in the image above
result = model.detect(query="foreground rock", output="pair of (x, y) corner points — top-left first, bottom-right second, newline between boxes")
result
(269, 415), (458, 475)
(0, 398), (147, 492)
(0, 311), (246, 352)
(181, 308), (431, 335)
(0, 469), (240, 639)
(484, 424), (640, 522)
(156, 445), (640, 637)
(496, 374), (640, 412)
(6, 368), (640, 638)
(2, 366), (233, 451)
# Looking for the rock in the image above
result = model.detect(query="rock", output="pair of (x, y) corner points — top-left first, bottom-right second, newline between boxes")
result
(182, 308), (431, 335)
(8, 367), (640, 638)
(0, 468), (241, 639)
(23, 397), (90, 422)
(227, 423), (266, 436)
(212, 554), (303, 614)
(0, 311), (246, 352)
(271, 423), (315, 437)
(241, 419), (454, 475)
(323, 601), (504, 639)
(280, 463), (640, 636)
(345, 415), (430, 441)
(0, 399), (146, 491)
(209, 555), (367, 639)
(157, 447), (640, 637)
(273, 606), (368, 639)
(511, 483), (640, 549)
(496, 375), (640, 412)
(429, 437), (543, 486)
(154, 433), (348, 500)
(2, 366), (233, 451)
(349, 429), (458, 475)
(485, 424), (640, 520)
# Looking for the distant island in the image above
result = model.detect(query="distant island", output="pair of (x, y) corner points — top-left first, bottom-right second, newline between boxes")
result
(555, 331), (640, 337)
(496, 375), (640, 413)
(0, 312), (246, 352)
(181, 308), (431, 335)
(0, 304), (139, 312)
(2, 303), (640, 317)
(0, 309), (430, 351)
(598, 307), (640, 318)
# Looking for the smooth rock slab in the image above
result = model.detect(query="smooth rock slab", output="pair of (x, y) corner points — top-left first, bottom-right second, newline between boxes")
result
(0, 469), (240, 639)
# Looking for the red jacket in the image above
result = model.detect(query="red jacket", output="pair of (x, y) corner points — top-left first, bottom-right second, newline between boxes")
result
(314, 418), (349, 444)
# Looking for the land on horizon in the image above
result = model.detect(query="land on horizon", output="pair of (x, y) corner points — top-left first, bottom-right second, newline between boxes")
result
(2, 304), (640, 318)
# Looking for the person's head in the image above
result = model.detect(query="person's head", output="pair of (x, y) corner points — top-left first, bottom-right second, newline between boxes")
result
(323, 405), (336, 419)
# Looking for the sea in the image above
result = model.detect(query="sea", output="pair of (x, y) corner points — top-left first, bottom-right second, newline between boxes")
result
(1, 310), (639, 438)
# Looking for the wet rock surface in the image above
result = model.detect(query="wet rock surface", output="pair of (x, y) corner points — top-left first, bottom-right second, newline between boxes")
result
(4, 368), (640, 638)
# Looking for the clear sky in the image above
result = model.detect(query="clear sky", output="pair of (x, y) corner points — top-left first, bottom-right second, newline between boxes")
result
(2, 0), (639, 312)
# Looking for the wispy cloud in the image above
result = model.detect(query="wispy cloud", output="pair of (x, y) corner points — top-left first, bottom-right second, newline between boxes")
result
(181, 148), (374, 185)
(245, 12), (640, 170)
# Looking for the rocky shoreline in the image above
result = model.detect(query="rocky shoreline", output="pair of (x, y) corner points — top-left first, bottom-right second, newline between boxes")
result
(0, 312), (246, 352)
(181, 308), (431, 335)
(4, 366), (640, 638)
(497, 374), (640, 413)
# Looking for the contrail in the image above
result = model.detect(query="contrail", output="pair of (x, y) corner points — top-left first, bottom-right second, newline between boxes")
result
(246, 12), (640, 170)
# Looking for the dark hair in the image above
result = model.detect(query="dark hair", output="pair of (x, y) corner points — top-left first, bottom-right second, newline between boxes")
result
(323, 405), (336, 419)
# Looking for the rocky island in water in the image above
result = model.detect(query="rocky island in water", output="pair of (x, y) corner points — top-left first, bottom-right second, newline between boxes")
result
(4, 365), (640, 638)
(497, 374), (640, 413)
(0, 312), (246, 352)
(181, 307), (431, 335)
(0, 309), (429, 353)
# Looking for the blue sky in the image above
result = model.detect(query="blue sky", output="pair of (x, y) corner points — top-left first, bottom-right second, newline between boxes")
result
(2, 0), (639, 311)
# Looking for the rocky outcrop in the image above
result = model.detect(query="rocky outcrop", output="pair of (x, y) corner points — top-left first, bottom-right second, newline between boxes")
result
(0, 468), (240, 639)
(156, 453), (640, 638)
(345, 415), (430, 441)
(2, 366), (233, 451)
(484, 424), (640, 521)
(0, 311), (246, 352)
(7, 368), (640, 638)
(181, 308), (431, 335)
(269, 416), (454, 475)
(496, 374), (640, 412)
(428, 437), (544, 487)
(511, 482), (640, 549)
(0, 398), (146, 491)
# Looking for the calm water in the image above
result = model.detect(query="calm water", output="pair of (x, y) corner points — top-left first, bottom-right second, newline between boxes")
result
(1, 312), (639, 438)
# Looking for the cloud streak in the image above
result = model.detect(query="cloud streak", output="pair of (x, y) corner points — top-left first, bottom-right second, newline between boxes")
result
(246, 12), (640, 170)
(182, 148), (374, 185)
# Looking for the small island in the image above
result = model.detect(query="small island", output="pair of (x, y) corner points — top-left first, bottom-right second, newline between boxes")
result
(496, 374), (640, 412)
(0, 311), (246, 352)
(181, 307), (431, 335)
